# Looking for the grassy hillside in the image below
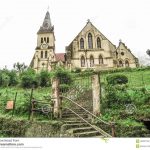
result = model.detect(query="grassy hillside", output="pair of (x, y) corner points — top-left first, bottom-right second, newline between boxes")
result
(0, 68), (150, 137)
(101, 69), (150, 89)
(0, 87), (52, 119)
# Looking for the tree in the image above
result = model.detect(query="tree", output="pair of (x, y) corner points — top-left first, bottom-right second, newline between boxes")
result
(146, 49), (150, 57)
(13, 62), (27, 74)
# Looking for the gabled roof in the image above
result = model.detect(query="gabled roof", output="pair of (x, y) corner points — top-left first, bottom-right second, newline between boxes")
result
(117, 41), (138, 59)
(66, 20), (116, 50)
(55, 53), (65, 62)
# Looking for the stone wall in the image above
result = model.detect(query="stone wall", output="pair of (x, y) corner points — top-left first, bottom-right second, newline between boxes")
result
(0, 117), (62, 137)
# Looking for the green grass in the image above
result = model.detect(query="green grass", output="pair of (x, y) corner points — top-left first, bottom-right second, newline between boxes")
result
(101, 69), (150, 89)
(0, 87), (52, 120)
(0, 68), (150, 137)
(0, 69), (150, 122)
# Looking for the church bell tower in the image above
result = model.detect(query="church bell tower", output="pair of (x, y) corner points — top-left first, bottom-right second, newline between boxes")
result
(30, 10), (56, 72)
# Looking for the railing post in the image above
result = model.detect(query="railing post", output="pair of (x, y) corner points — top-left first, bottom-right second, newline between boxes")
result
(92, 73), (100, 116)
(52, 77), (61, 118)
(28, 88), (33, 120)
(30, 100), (35, 121)
(111, 123), (115, 137)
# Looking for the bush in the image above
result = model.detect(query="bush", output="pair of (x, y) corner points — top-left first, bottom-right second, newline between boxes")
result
(0, 117), (29, 137)
(59, 84), (70, 92)
(20, 69), (39, 88)
(104, 84), (131, 108)
(0, 72), (10, 87)
(8, 70), (18, 86)
(116, 119), (149, 137)
(72, 67), (81, 73)
(52, 67), (73, 85)
(106, 74), (128, 85)
(38, 70), (51, 87)
(52, 67), (73, 93)
(0, 70), (18, 87)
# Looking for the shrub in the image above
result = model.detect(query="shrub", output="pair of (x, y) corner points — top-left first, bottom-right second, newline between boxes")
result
(52, 67), (73, 93)
(38, 70), (51, 87)
(116, 119), (149, 137)
(0, 117), (29, 137)
(0, 73), (10, 87)
(72, 67), (81, 73)
(20, 69), (39, 88)
(104, 84), (131, 108)
(52, 67), (73, 85)
(8, 70), (18, 86)
(59, 84), (70, 92)
(0, 70), (18, 87)
(106, 74), (128, 85)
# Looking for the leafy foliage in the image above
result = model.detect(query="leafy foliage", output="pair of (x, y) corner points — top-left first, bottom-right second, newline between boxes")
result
(8, 70), (18, 86)
(106, 74), (128, 85)
(72, 67), (81, 73)
(103, 84), (131, 108)
(0, 70), (18, 87)
(20, 68), (39, 88)
(37, 70), (51, 87)
(13, 62), (27, 74)
(52, 67), (73, 92)
(52, 67), (73, 84)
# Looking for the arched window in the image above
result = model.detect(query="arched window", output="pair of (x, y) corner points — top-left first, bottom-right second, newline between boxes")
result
(45, 51), (47, 58)
(97, 37), (101, 48)
(41, 38), (43, 43)
(81, 56), (85, 67)
(113, 60), (117, 67)
(88, 33), (93, 49)
(44, 37), (46, 42)
(80, 38), (84, 49)
(99, 55), (103, 65)
(90, 55), (94, 67)
(119, 60), (123, 67)
(47, 37), (49, 43)
(125, 60), (129, 67)
(41, 51), (43, 58)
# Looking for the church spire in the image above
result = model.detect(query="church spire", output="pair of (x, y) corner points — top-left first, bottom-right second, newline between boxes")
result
(37, 10), (54, 34)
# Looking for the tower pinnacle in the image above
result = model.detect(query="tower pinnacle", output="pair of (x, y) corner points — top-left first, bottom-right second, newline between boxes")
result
(37, 10), (54, 34)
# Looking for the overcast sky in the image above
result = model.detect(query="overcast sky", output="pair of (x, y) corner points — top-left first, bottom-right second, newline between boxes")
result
(0, 0), (150, 69)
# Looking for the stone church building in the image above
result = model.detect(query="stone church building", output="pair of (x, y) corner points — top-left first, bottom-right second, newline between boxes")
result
(30, 11), (139, 72)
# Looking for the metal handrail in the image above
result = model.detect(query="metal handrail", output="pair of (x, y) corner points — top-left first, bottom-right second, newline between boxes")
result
(60, 95), (112, 126)
(65, 107), (112, 137)
(61, 95), (115, 137)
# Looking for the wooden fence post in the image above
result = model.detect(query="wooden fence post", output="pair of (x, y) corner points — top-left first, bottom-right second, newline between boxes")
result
(12, 92), (18, 117)
(28, 89), (33, 120)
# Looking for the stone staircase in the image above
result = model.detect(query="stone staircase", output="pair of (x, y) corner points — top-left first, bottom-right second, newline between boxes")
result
(60, 108), (104, 137)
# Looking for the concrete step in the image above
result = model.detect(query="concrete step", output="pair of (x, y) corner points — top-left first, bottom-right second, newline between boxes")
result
(60, 123), (90, 137)
(63, 109), (92, 114)
(93, 136), (104, 138)
(62, 120), (86, 124)
(61, 117), (91, 122)
(62, 111), (88, 115)
(62, 113), (89, 118)
(61, 123), (89, 131)
(67, 127), (94, 134)
(74, 131), (101, 137)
